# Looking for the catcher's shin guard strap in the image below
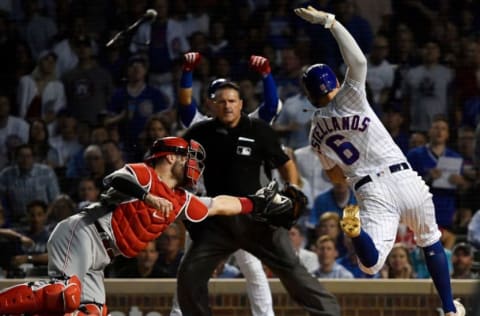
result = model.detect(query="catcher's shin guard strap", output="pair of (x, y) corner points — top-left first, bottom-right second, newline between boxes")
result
(75, 303), (108, 316)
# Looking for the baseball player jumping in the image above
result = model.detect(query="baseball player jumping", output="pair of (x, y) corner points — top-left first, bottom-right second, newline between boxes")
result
(295, 6), (465, 316)
(0, 136), (289, 316)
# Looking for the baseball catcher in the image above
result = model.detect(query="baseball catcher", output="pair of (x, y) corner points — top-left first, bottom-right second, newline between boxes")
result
(0, 137), (288, 316)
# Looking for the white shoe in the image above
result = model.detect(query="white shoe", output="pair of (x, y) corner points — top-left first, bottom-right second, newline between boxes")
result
(454, 299), (466, 316)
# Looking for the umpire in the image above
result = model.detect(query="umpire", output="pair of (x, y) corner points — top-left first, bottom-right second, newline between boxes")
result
(177, 81), (340, 316)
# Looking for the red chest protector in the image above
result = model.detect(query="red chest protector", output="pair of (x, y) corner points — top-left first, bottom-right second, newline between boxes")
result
(111, 163), (209, 257)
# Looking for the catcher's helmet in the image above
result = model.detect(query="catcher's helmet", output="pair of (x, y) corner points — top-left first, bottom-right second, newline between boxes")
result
(145, 136), (205, 188)
(302, 64), (337, 102)
(207, 78), (227, 99)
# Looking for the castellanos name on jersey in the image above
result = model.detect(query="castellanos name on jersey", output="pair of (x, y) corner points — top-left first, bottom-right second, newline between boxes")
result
(309, 79), (404, 179)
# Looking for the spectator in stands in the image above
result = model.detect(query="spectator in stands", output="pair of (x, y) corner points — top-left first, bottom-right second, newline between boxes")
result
(46, 194), (76, 232)
(381, 243), (415, 279)
(28, 119), (61, 168)
(456, 126), (479, 212)
(106, 54), (169, 158)
(351, 0), (392, 34)
(207, 20), (230, 59)
(407, 115), (469, 249)
(388, 26), (420, 105)
(289, 224), (319, 275)
(17, 49), (66, 135)
(410, 230), (453, 279)
(212, 259), (241, 278)
(0, 144), (59, 225)
(19, 0), (57, 60)
(129, 0), (190, 90)
(403, 41), (453, 132)
(115, 240), (163, 278)
(100, 140), (125, 174)
(274, 71), (316, 149)
(337, 236), (379, 279)
(451, 242), (477, 279)
(314, 235), (353, 279)
(0, 92), (29, 168)
(0, 12), (23, 94)
(62, 35), (113, 125)
(64, 124), (108, 185)
(366, 35), (395, 112)
(294, 145), (333, 211)
(137, 116), (171, 161)
(310, 184), (356, 228)
(9, 200), (50, 276)
(275, 47), (304, 100)
(0, 204), (34, 278)
(49, 114), (82, 167)
(313, 212), (347, 258)
(53, 15), (96, 77)
(454, 39), (480, 128)
(76, 178), (100, 207)
(155, 222), (184, 278)
(82, 144), (107, 189)
(468, 210), (480, 250)
(383, 104), (409, 154)
(408, 131), (428, 150)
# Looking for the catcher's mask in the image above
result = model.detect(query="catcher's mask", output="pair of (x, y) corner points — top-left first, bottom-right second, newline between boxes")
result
(145, 136), (205, 188)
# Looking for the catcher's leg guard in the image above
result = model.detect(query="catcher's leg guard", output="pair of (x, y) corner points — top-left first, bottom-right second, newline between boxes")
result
(0, 275), (81, 314)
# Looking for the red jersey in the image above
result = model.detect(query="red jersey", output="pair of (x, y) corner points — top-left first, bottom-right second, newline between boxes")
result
(109, 163), (208, 257)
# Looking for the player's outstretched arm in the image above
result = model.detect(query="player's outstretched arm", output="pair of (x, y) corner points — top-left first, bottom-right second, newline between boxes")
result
(294, 6), (366, 85)
(207, 195), (245, 216)
(178, 52), (201, 127)
(249, 55), (282, 124)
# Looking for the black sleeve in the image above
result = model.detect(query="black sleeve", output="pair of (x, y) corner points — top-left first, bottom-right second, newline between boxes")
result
(256, 120), (290, 168)
(109, 173), (148, 201)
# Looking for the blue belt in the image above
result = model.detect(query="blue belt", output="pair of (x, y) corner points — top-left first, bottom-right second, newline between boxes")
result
(354, 162), (410, 191)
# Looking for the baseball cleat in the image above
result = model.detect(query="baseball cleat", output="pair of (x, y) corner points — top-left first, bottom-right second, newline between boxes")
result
(340, 204), (361, 238)
(453, 298), (466, 316)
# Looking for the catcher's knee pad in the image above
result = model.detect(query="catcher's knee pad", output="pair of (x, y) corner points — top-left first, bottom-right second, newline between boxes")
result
(71, 303), (108, 316)
(0, 275), (81, 314)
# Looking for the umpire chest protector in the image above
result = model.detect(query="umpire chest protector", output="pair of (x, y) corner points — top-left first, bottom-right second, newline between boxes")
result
(184, 115), (289, 196)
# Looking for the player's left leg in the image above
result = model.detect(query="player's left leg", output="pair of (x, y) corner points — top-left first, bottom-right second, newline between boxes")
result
(233, 249), (274, 316)
(400, 173), (461, 315)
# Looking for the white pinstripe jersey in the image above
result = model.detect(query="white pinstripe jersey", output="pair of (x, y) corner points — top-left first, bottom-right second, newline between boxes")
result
(310, 77), (405, 179)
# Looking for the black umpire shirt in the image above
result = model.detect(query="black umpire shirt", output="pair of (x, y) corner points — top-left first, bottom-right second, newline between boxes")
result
(183, 114), (290, 197)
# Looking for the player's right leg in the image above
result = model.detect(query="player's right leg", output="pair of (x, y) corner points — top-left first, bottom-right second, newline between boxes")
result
(341, 200), (399, 275)
(0, 275), (81, 315)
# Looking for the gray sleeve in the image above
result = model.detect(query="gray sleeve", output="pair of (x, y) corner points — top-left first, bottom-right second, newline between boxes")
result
(198, 197), (213, 208)
(330, 21), (367, 85)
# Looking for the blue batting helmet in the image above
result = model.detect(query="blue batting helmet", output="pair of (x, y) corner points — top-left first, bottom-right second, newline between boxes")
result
(207, 78), (228, 99)
(302, 64), (337, 100)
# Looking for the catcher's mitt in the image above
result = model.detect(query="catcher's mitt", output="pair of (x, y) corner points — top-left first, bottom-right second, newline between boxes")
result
(281, 183), (308, 221)
(248, 181), (306, 229)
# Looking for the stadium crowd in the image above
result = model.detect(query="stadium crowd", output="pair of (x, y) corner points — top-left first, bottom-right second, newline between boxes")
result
(0, 0), (479, 281)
